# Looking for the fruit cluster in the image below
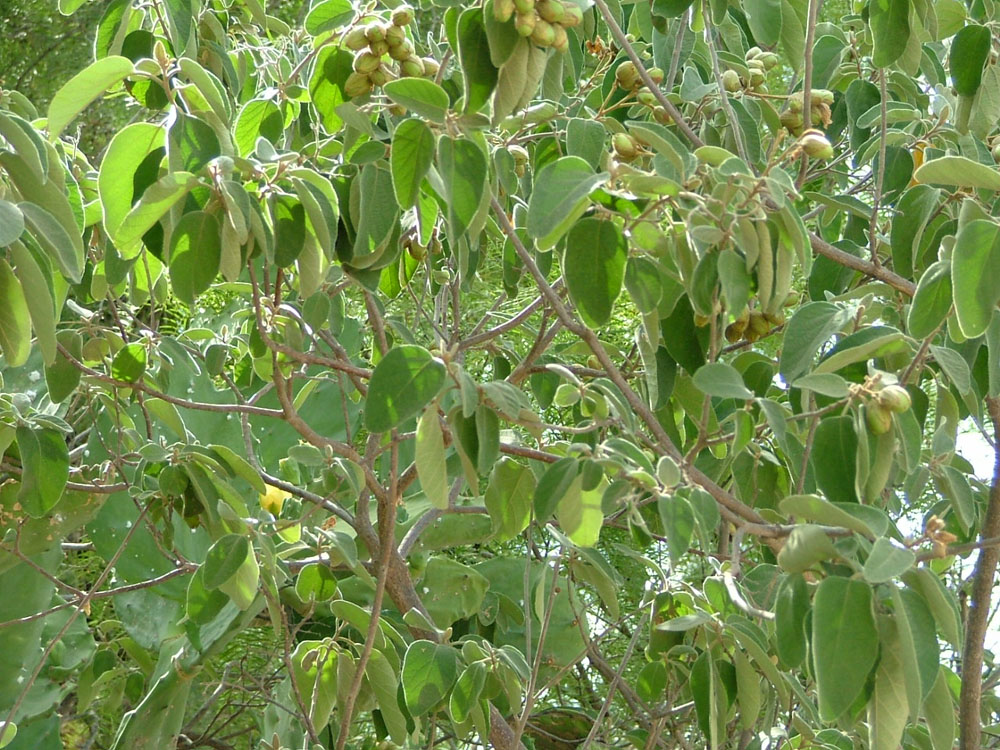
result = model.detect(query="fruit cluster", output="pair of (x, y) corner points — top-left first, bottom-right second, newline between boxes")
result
(779, 88), (834, 136)
(724, 307), (786, 343)
(865, 384), (912, 435)
(614, 61), (672, 132)
(722, 45), (779, 94)
(494, 0), (584, 52)
(343, 6), (440, 98)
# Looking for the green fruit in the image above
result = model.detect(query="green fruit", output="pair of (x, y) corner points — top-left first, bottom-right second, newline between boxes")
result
(759, 52), (779, 70)
(508, 144), (529, 163)
(747, 311), (770, 339)
(647, 67), (665, 85)
(399, 56), (424, 77)
(368, 66), (390, 86)
(388, 38), (414, 60)
(562, 2), (583, 25)
(637, 89), (657, 107)
(552, 22), (569, 51)
(877, 385), (912, 413)
(612, 132), (639, 161)
(385, 24), (407, 48)
(536, 0), (566, 22)
(343, 27), (369, 50)
(422, 57), (440, 77)
(365, 22), (386, 42)
(799, 129), (834, 159)
(722, 69), (741, 92)
(513, 0), (535, 13)
(494, 0), (516, 21)
(745, 45), (762, 59)
(866, 404), (893, 435)
(391, 4), (414, 25)
(615, 60), (639, 89)
(514, 11), (537, 36)
(353, 50), (381, 73)
(780, 109), (804, 135)
(344, 71), (374, 97)
(368, 39), (390, 56)
(531, 17), (556, 46)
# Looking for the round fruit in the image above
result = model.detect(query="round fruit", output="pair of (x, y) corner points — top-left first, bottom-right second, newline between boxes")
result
(353, 51), (381, 73)
(615, 60), (640, 89)
(391, 4), (414, 25)
(494, 0), (516, 21)
(877, 385), (912, 413)
(536, 0), (566, 22)
(800, 129), (834, 159)
(866, 404), (893, 435)
(400, 57), (424, 77)
(722, 69), (741, 92)
(531, 18), (556, 46)
(344, 71), (374, 97)
(612, 132), (640, 161)
(515, 11), (537, 36)
(343, 27), (369, 50)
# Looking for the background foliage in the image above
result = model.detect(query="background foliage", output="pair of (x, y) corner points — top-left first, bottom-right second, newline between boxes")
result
(1, 0), (1000, 747)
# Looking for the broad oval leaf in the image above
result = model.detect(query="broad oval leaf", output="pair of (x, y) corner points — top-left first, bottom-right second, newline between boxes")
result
(48, 56), (134, 138)
(564, 217), (627, 329)
(402, 640), (460, 716)
(203, 534), (251, 590)
(0, 258), (31, 367)
(813, 576), (878, 722)
(693, 362), (754, 400)
(383, 78), (450, 123)
(15, 425), (69, 517)
(169, 210), (222, 304)
(391, 118), (435, 209)
(914, 155), (1000, 190)
(0, 200), (24, 247)
(526, 157), (608, 250)
(951, 219), (1000, 338)
(365, 345), (447, 432)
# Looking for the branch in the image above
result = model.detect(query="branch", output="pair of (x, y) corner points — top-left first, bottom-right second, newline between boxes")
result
(959, 395), (1000, 750)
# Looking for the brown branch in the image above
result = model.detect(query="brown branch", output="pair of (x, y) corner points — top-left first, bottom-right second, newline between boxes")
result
(959, 395), (1000, 749)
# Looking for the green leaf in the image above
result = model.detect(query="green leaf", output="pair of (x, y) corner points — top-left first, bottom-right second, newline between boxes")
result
(295, 563), (338, 602)
(10, 241), (56, 365)
(555, 476), (604, 547)
(868, 0), (909, 67)
(951, 219), (1000, 338)
(169, 210), (221, 304)
(0, 721), (16, 748)
(186, 566), (229, 625)
(526, 157), (608, 250)
(391, 119), (435, 209)
(693, 362), (753, 400)
(745, 0), (782, 46)
(810, 416), (859, 504)
(776, 524), (838, 573)
(416, 406), (449, 510)
(438, 136), (487, 242)
(17, 202), (84, 284)
(366, 651), (408, 745)
(273, 194), (307, 267)
(111, 342), (147, 383)
(775, 573), (809, 668)
(351, 164), (398, 267)
(563, 217), (627, 329)
(902, 568), (962, 650)
(402, 640), (460, 716)
(365, 345), (447, 432)
(778, 494), (874, 536)
(868, 616), (908, 750)
(15, 425), (69, 517)
(47, 56), (133, 138)
(793, 373), (851, 398)
(778, 302), (848, 383)
(908, 260), (951, 338)
(45, 330), (83, 403)
(914, 155), (1000, 190)
(0, 258), (31, 367)
(291, 641), (338, 731)
(202, 535), (250, 590)
(114, 171), (198, 258)
(950, 24), (991, 96)
(923, 667), (956, 750)
(383, 78), (451, 123)
(98, 122), (166, 236)
(930, 344), (971, 393)
(233, 98), (283, 157)
(534, 457), (580, 521)
(304, 0), (354, 34)
(812, 576), (878, 722)
(863, 538), (916, 583)
(485, 457), (536, 541)
(457, 8), (499, 114)
(0, 200), (24, 247)
(657, 494), (695, 565)
(421, 556), (490, 627)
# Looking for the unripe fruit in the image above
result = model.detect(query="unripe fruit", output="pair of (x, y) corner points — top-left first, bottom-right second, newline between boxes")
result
(552, 23), (569, 52)
(747, 311), (769, 339)
(391, 4), (414, 25)
(513, 0), (535, 13)
(365, 22), (386, 43)
(400, 56), (424, 77)
(385, 24), (407, 48)
(537, 0), (566, 22)
(866, 404), (893, 435)
(369, 66), (390, 86)
(562, 2), (584, 25)
(725, 321), (746, 342)
(637, 89), (657, 106)
(759, 52), (779, 69)
(616, 60), (640, 89)
(531, 18), (556, 46)
(515, 11), (537, 36)
(353, 50), (381, 73)
(745, 45), (762, 59)
(389, 38), (414, 60)
(653, 106), (672, 124)
(799, 129), (834, 159)
(388, 103), (407, 116)
(647, 67), (665, 84)
(495, 0), (516, 21)
(762, 310), (785, 326)
(344, 27), (369, 50)
(992, 142), (1000, 163)
(612, 132), (640, 161)
(368, 39), (390, 56)
(877, 385), (912, 413)
(422, 57), (440, 77)
(344, 71), (374, 97)
(780, 109), (804, 136)
(407, 241), (427, 260)
(722, 69), (741, 92)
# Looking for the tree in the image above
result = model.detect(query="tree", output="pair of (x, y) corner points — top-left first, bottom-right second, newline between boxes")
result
(1, 0), (999, 747)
